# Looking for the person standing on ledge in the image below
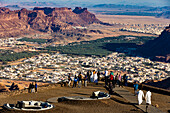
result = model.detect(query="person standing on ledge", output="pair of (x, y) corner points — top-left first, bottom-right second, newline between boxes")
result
(78, 72), (82, 88)
(35, 81), (37, 93)
(137, 88), (144, 105)
(94, 71), (98, 85)
(104, 69), (108, 87)
(145, 90), (152, 105)
(68, 74), (72, 87)
(72, 75), (78, 88)
(97, 71), (100, 81)
(84, 73), (88, 87)
(134, 81), (139, 96)
(123, 74), (128, 86)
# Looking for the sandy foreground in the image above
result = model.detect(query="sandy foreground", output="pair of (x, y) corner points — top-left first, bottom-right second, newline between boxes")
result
(0, 82), (143, 113)
(0, 82), (169, 113)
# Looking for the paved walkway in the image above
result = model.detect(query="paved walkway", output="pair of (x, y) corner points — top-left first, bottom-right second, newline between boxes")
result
(113, 87), (165, 113)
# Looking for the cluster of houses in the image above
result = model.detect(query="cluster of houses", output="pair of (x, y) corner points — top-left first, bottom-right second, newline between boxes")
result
(0, 38), (18, 47)
(0, 38), (37, 52)
(0, 52), (169, 84)
(120, 23), (169, 35)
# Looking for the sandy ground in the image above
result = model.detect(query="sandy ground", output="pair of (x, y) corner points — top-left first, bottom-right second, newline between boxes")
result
(84, 14), (170, 40)
(96, 15), (170, 25)
(85, 15), (167, 40)
(124, 86), (170, 113)
(0, 83), (143, 113)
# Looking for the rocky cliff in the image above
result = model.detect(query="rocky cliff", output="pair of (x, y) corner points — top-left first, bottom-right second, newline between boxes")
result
(138, 25), (170, 62)
(0, 7), (101, 38)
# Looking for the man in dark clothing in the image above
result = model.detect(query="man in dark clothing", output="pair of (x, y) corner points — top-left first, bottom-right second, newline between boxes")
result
(87, 71), (90, 83)
(72, 75), (78, 88)
(123, 74), (128, 86)
(115, 73), (119, 86)
(97, 71), (100, 81)
(28, 83), (32, 93)
(35, 82), (37, 93)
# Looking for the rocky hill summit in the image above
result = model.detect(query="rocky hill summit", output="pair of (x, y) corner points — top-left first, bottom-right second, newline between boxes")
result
(138, 25), (170, 62)
(0, 7), (101, 38)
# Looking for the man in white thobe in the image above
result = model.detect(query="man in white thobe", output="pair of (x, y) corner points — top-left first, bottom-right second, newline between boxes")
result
(145, 90), (152, 105)
(138, 90), (144, 105)
(94, 72), (98, 83)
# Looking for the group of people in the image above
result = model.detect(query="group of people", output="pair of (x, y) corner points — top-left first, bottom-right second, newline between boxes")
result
(67, 70), (101, 88)
(28, 82), (37, 93)
(134, 81), (152, 105)
(67, 70), (128, 89)
(137, 89), (152, 105)
(72, 71), (92, 88)
(104, 70), (128, 92)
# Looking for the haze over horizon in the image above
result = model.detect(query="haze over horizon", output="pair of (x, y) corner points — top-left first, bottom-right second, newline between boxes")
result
(0, 0), (170, 7)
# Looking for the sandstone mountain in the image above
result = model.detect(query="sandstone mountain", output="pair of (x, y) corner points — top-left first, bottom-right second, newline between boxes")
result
(138, 25), (170, 62)
(0, 7), (101, 38)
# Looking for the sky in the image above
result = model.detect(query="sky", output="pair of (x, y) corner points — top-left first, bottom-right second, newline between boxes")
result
(0, 0), (170, 7)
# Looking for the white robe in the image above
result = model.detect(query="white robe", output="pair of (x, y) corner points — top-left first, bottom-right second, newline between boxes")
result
(138, 90), (144, 105)
(94, 73), (98, 83)
(105, 70), (108, 77)
(145, 91), (151, 104)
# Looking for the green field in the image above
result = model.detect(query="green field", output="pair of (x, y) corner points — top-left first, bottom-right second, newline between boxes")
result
(45, 35), (156, 57)
(0, 35), (156, 64)
(0, 50), (39, 64)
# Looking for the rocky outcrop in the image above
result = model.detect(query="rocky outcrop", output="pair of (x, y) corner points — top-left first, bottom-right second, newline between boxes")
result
(73, 7), (101, 25)
(0, 8), (31, 38)
(0, 7), (101, 38)
(138, 25), (170, 62)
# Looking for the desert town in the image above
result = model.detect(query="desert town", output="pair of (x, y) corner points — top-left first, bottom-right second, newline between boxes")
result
(120, 23), (169, 35)
(0, 52), (169, 84)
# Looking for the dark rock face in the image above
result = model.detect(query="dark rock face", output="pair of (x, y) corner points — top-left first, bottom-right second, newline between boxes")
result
(73, 7), (101, 25)
(73, 7), (87, 14)
(138, 25), (170, 62)
(0, 7), (100, 38)
(156, 11), (170, 19)
(0, 7), (10, 13)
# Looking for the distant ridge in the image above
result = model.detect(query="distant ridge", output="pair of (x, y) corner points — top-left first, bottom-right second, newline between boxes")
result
(5, 5), (21, 8)
(93, 4), (152, 9)
(92, 4), (170, 19)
